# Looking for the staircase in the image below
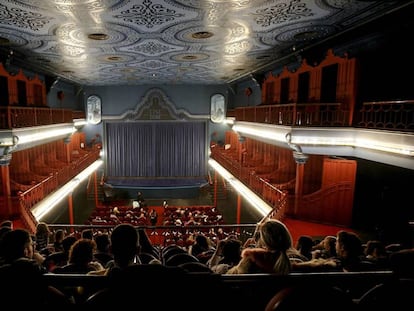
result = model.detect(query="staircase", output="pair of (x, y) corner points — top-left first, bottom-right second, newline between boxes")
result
(86, 171), (105, 205)
(208, 177), (233, 202)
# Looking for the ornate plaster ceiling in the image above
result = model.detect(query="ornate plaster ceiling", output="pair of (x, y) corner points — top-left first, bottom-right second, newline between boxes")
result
(0, 0), (412, 86)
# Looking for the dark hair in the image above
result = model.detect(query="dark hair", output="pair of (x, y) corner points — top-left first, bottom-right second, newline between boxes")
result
(222, 239), (242, 263)
(110, 223), (140, 267)
(62, 236), (77, 252)
(1, 228), (32, 262)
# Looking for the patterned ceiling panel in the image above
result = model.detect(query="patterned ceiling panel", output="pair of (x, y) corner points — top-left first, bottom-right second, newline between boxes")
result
(0, 0), (412, 86)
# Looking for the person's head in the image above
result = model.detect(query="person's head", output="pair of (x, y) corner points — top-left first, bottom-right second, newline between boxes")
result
(258, 219), (293, 252)
(110, 223), (140, 267)
(81, 228), (94, 240)
(35, 222), (50, 235)
(68, 238), (97, 265)
(1, 228), (35, 262)
(194, 234), (209, 249)
(62, 235), (77, 253)
(365, 240), (386, 258)
(323, 235), (337, 252)
(336, 230), (363, 259)
(54, 229), (65, 243)
(296, 235), (314, 258)
(95, 233), (111, 253)
(221, 238), (242, 264)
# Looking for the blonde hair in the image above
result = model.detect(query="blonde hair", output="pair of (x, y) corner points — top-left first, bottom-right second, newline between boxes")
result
(259, 219), (292, 274)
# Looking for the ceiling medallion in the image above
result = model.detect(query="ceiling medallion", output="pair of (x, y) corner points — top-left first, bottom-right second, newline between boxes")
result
(106, 56), (123, 61)
(172, 53), (208, 62)
(88, 33), (109, 41)
(191, 31), (214, 39)
(182, 55), (198, 60)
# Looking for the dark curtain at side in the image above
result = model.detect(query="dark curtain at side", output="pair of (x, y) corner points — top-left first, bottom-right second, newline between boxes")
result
(105, 121), (206, 178)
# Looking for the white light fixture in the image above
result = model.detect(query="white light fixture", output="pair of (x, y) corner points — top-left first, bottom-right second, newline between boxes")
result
(233, 122), (414, 157)
(233, 123), (288, 142)
(31, 159), (103, 221)
(14, 125), (76, 145)
(223, 117), (235, 125)
(74, 119), (87, 127)
(208, 158), (272, 217)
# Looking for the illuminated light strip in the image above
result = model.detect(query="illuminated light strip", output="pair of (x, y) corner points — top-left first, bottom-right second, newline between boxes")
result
(17, 127), (76, 145)
(293, 137), (355, 146)
(74, 119), (87, 127)
(354, 140), (414, 156)
(234, 123), (414, 156)
(208, 158), (272, 217)
(32, 159), (103, 221)
(232, 123), (287, 142)
(223, 117), (235, 125)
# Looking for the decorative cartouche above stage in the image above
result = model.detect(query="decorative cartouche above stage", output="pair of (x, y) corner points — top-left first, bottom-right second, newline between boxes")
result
(105, 88), (209, 121)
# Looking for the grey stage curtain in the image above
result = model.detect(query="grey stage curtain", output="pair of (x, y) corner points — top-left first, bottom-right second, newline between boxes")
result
(105, 121), (207, 178)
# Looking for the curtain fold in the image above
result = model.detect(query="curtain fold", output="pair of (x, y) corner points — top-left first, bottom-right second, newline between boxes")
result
(106, 121), (206, 178)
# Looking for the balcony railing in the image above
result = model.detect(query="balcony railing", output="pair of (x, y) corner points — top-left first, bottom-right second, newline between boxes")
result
(357, 100), (414, 131)
(228, 100), (414, 131)
(0, 107), (85, 129)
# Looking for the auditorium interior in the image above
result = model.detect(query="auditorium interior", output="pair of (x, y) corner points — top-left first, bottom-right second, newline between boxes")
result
(0, 0), (413, 308)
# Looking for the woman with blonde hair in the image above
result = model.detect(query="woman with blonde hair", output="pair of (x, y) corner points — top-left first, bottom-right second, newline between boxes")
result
(227, 219), (292, 275)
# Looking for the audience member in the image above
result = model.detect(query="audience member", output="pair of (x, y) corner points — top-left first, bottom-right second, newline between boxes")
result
(188, 233), (215, 264)
(295, 235), (314, 261)
(207, 237), (242, 274)
(35, 222), (52, 255)
(52, 229), (65, 252)
(227, 219), (293, 275)
(89, 223), (142, 276)
(312, 235), (337, 259)
(292, 230), (372, 273)
(81, 228), (94, 240)
(53, 238), (103, 274)
(0, 228), (71, 306)
(93, 233), (114, 267)
(364, 239), (390, 269)
(43, 235), (77, 272)
(149, 208), (158, 226)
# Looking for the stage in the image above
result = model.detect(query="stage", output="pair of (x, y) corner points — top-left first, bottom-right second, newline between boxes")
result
(105, 177), (210, 199)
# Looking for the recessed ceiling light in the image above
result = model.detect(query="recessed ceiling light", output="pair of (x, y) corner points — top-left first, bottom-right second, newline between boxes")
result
(88, 33), (109, 40)
(182, 55), (198, 60)
(192, 31), (214, 39)
(120, 68), (136, 73)
(106, 56), (122, 61)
